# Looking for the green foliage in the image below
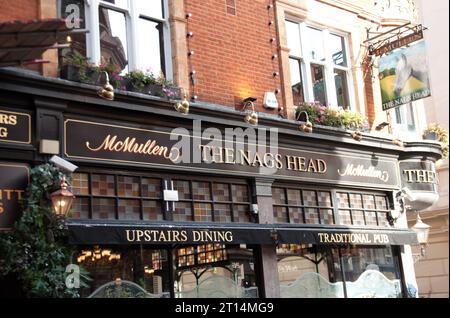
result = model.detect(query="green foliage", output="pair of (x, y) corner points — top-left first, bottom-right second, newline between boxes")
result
(296, 102), (367, 130)
(123, 70), (157, 91)
(423, 123), (449, 159)
(0, 164), (89, 298)
(63, 52), (95, 82)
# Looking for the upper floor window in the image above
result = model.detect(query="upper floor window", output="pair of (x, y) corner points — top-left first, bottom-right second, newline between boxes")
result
(390, 102), (419, 140)
(285, 20), (353, 109)
(272, 184), (392, 228)
(70, 171), (254, 224)
(59, 0), (170, 77)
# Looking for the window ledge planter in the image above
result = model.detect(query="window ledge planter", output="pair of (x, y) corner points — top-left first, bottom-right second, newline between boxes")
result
(422, 131), (438, 141)
(60, 64), (100, 85)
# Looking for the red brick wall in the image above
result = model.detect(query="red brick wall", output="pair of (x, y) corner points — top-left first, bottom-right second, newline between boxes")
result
(0, 0), (38, 21)
(363, 64), (376, 128)
(185, 0), (282, 113)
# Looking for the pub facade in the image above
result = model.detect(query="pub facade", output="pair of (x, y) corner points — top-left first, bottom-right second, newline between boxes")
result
(0, 0), (442, 298)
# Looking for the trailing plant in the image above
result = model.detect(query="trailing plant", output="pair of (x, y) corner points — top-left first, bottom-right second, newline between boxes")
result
(423, 123), (449, 159)
(296, 102), (367, 130)
(0, 164), (90, 297)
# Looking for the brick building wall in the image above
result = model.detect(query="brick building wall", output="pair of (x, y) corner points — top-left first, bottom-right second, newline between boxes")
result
(185, 0), (283, 113)
(0, 0), (38, 21)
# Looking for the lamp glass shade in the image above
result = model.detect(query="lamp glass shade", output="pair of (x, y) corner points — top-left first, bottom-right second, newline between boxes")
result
(412, 214), (431, 245)
(50, 179), (75, 216)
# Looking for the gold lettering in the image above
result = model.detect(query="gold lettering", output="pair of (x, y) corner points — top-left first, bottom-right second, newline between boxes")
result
(199, 145), (211, 162)
(238, 150), (251, 166)
(286, 155), (297, 170)
(126, 230), (135, 242)
(224, 148), (235, 164)
(263, 153), (275, 168)
(426, 170), (435, 183)
(0, 114), (17, 125)
(180, 230), (188, 241)
(0, 114), (8, 124)
(275, 154), (283, 169)
(403, 170), (415, 182)
(224, 231), (233, 242)
(211, 146), (224, 163)
(317, 159), (327, 173)
(416, 170), (427, 183)
(318, 233), (325, 243)
(252, 152), (263, 167)
(136, 230), (144, 242)
(307, 159), (317, 173)
(193, 231), (201, 242)
(86, 134), (115, 151)
(0, 127), (7, 138)
(204, 231), (213, 242)
(298, 157), (307, 171)
(158, 231), (167, 242)
(4, 189), (12, 200)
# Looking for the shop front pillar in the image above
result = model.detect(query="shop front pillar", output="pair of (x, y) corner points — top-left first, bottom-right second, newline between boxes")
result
(253, 178), (280, 298)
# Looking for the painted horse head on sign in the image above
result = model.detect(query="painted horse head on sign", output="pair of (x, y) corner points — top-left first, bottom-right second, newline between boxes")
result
(393, 52), (429, 97)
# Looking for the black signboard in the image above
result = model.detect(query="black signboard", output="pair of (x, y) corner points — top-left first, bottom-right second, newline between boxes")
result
(67, 221), (418, 246)
(0, 108), (31, 144)
(64, 118), (401, 189)
(0, 162), (30, 230)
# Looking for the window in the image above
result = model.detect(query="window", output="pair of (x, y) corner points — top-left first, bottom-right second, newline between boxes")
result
(277, 244), (403, 298)
(285, 20), (353, 109)
(176, 244), (228, 268)
(70, 172), (254, 223)
(59, 0), (170, 77)
(272, 185), (392, 228)
(391, 102), (418, 140)
(172, 179), (254, 223)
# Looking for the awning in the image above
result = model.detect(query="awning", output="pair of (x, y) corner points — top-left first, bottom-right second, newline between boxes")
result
(67, 220), (418, 246)
(0, 18), (87, 67)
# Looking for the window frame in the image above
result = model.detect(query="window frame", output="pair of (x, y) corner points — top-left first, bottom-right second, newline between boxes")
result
(81, 0), (172, 78)
(285, 19), (356, 110)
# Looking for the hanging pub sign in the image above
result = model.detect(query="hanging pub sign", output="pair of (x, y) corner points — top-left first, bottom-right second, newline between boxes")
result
(64, 118), (400, 189)
(0, 107), (31, 144)
(0, 162), (30, 230)
(370, 25), (424, 57)
(378, 40), (431, 111)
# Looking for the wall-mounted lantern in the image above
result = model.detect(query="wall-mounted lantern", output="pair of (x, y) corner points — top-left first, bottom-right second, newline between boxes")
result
(50, 177), (75, 217)
(174, 92), (190, 115)
(296, 111), (313, 133)
(411, 213), (431, 262)
(242, 97), (258, 126)
(97, 71), (114, 101)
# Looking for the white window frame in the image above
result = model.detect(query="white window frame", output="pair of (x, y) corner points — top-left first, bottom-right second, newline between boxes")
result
(83, 0), (172, 79)
(286, 19), (356, 110)
(390, 102), (420, 141)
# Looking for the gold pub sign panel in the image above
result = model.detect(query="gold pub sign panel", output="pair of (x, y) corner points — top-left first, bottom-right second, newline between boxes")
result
(0, 108), (31, 144)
